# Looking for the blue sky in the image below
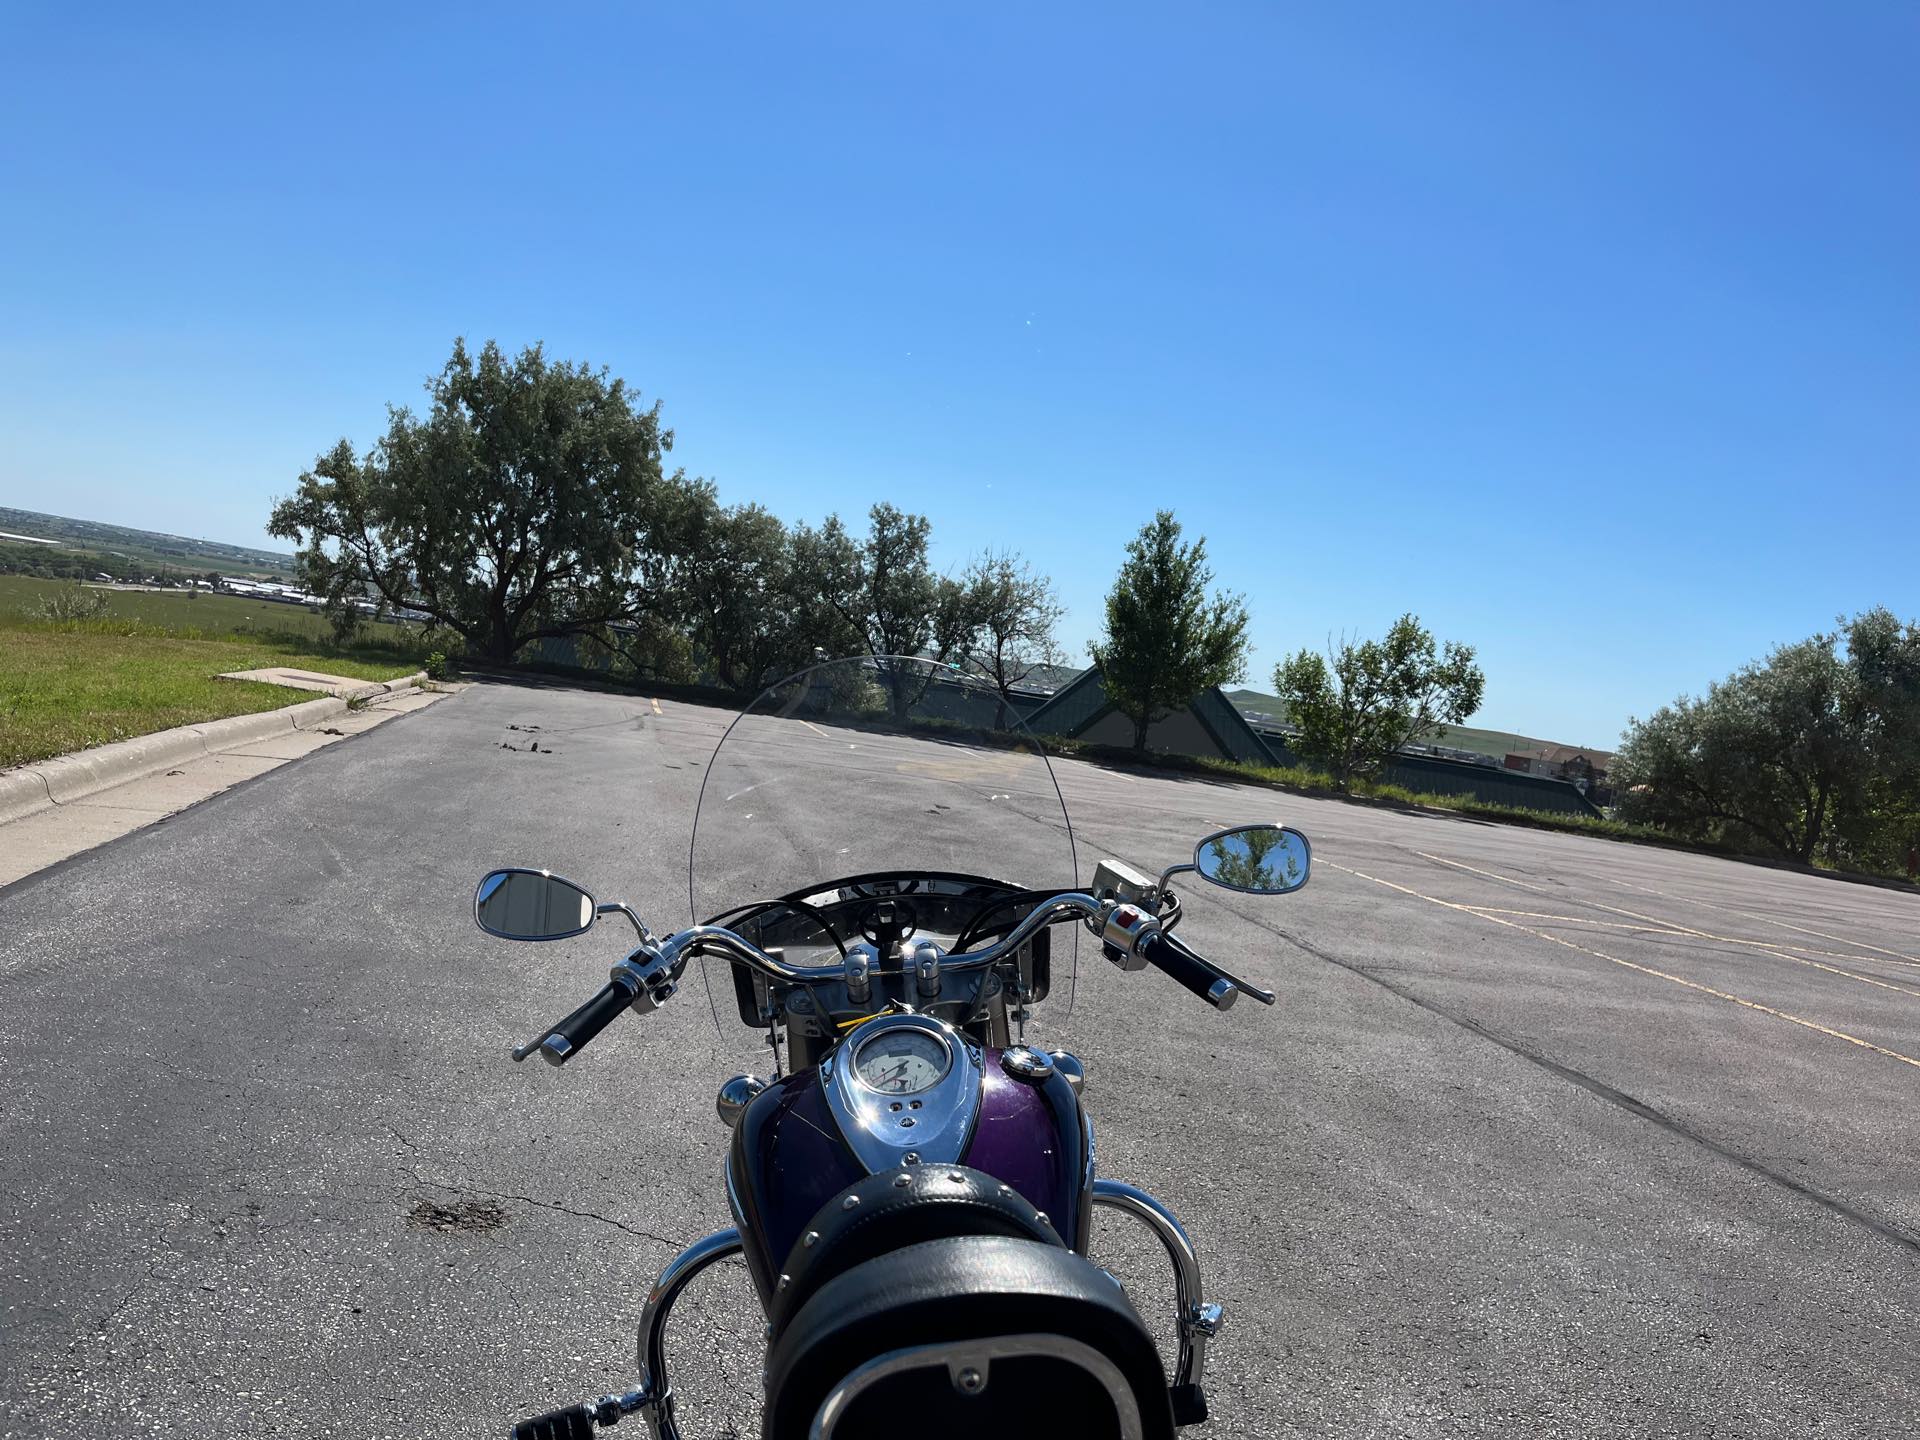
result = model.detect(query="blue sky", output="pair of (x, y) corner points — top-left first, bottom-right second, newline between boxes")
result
(2, 2), (1914, 746)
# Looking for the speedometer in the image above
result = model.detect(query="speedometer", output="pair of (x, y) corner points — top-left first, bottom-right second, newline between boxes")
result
(853, 1027), (951, 1096)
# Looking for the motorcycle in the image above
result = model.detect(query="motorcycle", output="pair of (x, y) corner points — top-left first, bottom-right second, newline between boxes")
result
(473, 657), (1310, 1440)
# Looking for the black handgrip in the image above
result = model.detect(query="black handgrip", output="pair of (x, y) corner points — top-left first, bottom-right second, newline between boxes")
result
(1140, 931), (1239, 1011)
(540, 979), (636, 1066)
(510, 1403), (595, 1440)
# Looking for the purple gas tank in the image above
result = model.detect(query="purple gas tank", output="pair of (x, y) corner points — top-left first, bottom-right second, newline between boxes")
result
(726, 1047), (1091, 1310)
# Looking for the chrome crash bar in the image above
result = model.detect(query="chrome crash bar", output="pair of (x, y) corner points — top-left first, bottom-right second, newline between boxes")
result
(548, 1227), (742, 1440)
(1091, 1178), (1223, 1394)
(607, 1180), (1219, 1440)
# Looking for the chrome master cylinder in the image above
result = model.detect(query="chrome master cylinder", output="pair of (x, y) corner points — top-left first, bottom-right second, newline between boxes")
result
(1090, 857), (1159, 910)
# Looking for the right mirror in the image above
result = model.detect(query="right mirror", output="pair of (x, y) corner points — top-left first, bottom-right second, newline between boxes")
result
(1193, 824), (1311, 895)
(474, 868), (597, 941)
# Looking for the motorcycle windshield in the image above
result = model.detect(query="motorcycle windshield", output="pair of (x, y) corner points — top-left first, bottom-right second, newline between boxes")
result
(689, 656), (1079, 1025)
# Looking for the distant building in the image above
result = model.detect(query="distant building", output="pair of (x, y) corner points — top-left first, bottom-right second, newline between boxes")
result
(1504, 744), (1614, 798)
(1024, 667), (1273, 765)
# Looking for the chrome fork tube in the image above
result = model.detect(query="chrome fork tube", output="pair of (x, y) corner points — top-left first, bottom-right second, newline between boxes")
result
(1089, 1179), (1222, 1390)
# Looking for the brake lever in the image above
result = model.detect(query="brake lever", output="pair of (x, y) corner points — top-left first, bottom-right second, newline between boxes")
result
(510, 1028), (556, 1062)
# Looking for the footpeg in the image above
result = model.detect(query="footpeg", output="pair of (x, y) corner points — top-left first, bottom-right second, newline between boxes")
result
(1169, 1382), (1208, 1427)
(1171, 1301), (1222, 1425)
(510, 1403), (595, 1440)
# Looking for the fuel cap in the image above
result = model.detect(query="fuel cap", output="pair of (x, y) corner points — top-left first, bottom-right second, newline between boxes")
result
(1000, 1045), (1055, 1082)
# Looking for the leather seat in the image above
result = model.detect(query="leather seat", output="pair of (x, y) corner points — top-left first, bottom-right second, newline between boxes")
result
(763, 1234), (1174, 1440)
(770, 1164), (1064, 1335)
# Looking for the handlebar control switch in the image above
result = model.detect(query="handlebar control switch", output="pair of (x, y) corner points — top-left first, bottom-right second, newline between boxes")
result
(1098, 903), (1158, 971)
(610, 946), (679, 1015)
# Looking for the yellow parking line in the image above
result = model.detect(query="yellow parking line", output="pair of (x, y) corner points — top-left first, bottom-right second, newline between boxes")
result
(1415, 852), (1721, 940)
(651, 698), (663, 715)
(1466, 907), (1688, 934)
(1457, 906), (1920, 999)
(1421, 850), (1920, 979)
(1769, 939), (1920, 970)
(801, 719), (827, 738)
(1322, 859), (1920, 1072)
(1601, 873), (1920, 967)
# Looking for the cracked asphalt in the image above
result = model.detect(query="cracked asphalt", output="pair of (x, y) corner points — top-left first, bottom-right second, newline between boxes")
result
(4, 678), (1919, 1438)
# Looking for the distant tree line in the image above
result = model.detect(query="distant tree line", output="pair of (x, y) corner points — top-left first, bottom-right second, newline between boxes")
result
(1613, 610), (1920, 870)
(269, 340), (1073, 719)
(0, 541), (143, 583)
(263, 340), (1920, 876)
(267, 339), (1495, 766)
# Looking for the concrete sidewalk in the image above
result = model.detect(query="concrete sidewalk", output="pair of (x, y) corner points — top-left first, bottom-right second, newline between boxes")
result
(0, 677), (458, 887)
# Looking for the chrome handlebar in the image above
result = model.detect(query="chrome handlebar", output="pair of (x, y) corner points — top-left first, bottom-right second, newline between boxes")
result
(513, 889), (1265, 1065)
(653, 891), (1115, 986)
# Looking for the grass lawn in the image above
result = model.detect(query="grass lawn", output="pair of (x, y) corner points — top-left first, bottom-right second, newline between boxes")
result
(0, 574), (418, 645)
(0, 578), (427, 767)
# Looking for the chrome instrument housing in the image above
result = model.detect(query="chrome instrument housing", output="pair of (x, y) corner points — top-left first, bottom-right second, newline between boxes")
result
(822, 1013), (984, 1174)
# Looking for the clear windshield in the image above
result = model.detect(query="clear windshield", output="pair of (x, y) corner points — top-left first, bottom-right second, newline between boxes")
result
(689, 656), (1079, 1025)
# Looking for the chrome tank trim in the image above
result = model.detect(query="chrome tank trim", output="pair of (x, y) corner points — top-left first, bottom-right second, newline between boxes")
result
(822, 1013), (983, 1174)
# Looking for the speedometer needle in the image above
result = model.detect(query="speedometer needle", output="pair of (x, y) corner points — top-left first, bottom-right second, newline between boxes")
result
(874, 1062), (908, 1088)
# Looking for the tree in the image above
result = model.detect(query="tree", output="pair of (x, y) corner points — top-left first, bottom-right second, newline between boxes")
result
(680, 503), (882, 694)
(681, 502), (794, 692)
(956, 549), (1065, 728)
(814, 503), (968, 718)
(1614, 610), (1920, 865)
(268, 338), (687, 664)
(1272, 615), (1486, 791)
(1089, 511), (1251, 752)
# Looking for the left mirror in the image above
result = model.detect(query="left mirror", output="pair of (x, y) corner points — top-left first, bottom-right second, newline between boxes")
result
(474, 868), (597, 941)
(1193, 825), (1311, 895)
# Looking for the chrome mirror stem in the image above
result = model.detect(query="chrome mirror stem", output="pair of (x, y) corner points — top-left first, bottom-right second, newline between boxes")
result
(596, 901), (650, 940)
(1154, 861), (1195, 898)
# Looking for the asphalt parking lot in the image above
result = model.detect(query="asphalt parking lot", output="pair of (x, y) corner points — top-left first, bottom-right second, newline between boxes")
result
(3, 678), (1918, 1438)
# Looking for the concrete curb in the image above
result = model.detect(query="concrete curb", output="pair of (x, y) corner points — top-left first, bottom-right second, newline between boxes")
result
(340, 670), (428, 703)
(0, 672), (428, 827)
(0, 768), (55, 827)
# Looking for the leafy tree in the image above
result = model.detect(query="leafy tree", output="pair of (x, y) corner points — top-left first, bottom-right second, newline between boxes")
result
(1273, 615), (1486, 791)
(786, 514), (869, 665)
(680, 502), (881, 694)
(956, 549), (1065, 727)
(268, 338), (688, 664)
(681, 502), (793, 691)
(814, 503), (969, 717)
(1615, 609), (1920, 866)
(1089, 511), (1251, 752)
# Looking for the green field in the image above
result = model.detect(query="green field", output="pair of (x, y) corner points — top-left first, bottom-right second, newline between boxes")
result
(0, 505), (297, 580)
(0, 577), (427, 767)
(0, 575), (418, 644)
